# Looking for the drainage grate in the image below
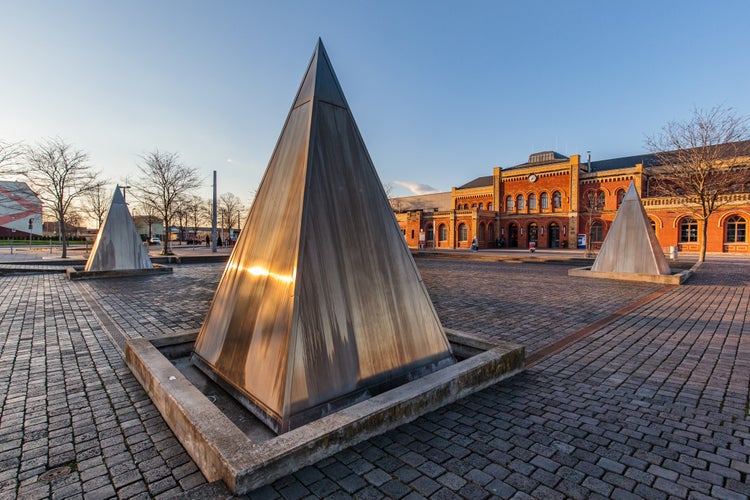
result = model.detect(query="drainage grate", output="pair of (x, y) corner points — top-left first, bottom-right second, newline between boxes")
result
(38, 465), (74, 483)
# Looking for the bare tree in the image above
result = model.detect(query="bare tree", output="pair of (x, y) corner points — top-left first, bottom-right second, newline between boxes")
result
(133, 150), (201, 255)
(20, 138), (100, 258)
(183, 195), (205, 245)
(0, 140), (24, 176)
(172, 196), (190, 244)
(581, 189), (604, 258)
(646, 106), (750, 262)
(81, 182), (110, 229)
(219, 192), (243, 242)
(135, 200), (159, 243)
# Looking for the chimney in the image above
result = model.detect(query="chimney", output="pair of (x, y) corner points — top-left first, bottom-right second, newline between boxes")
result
(586, 151), (591, 172)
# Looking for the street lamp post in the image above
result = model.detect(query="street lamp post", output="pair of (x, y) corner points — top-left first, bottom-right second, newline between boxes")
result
(212, 171), (217, 253)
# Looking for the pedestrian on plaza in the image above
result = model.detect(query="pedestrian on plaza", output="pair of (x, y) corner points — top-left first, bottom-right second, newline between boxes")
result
(205, 235), (210, 247)
(499, 236), (505, 248)
(471, 236), (478, 252)
(217, 235), (223, 247)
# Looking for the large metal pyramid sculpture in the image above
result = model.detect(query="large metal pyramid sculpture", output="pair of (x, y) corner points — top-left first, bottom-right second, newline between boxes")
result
(192, 40), (454, 433)
(85, 185), (153, 272)
(591, 182), (671, 275)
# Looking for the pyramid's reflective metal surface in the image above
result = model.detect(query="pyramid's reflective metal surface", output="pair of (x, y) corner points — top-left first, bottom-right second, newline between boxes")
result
(85, 186), (153, 272)
(591, 182), (671, 275)
(192, 40), (454, 433)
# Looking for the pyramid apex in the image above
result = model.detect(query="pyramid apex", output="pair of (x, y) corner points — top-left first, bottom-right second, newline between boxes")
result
(293, 38), (346, 109)
(112, 185), (127, 205)
(623, 181), (639, 201)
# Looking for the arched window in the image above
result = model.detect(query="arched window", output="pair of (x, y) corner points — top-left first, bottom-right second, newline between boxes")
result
(680, 217), (698, 242)
(438, 224), (448, 241)
(458, 223), (468, 242)
(552, 191), (562, 209)
(478, 223), (486, 241)
(616, 189), (626, 208)
(590, 221), (603, 242)
(426, 224), (434, 242)
(586, 190), (604, 211)
(649, 218), (657, 234)
(471, 203), (477, 209)
(464, 204), (469, 210)
(540, 192), (549, 209)
(517, 195), (525, 211)
(528, 193), (537, 210)
(726, 215), (747, 243)
(506, 196), (514, 212)
(488, 202), (493, 211)
(410, 230), (414, 239)
(478, 203), (484, 210)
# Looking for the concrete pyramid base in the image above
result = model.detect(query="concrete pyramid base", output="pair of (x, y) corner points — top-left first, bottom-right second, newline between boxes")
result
(66, 264), (172, 280)
(125, 330), (524, 495)
(568, 264), (697, 284)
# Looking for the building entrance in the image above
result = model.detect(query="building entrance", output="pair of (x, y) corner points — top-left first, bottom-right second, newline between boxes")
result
(549, 222), (560, 248)
(509, 224), (519, 248)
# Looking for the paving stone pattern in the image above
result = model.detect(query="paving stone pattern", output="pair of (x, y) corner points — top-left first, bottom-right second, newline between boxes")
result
(0, 259), (747, 499)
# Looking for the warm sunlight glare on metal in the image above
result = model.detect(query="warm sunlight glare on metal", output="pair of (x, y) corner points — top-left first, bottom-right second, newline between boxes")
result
(247, 265), (294, 283)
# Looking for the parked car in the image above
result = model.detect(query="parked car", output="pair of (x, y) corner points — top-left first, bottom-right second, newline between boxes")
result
(150, 236), (161, 245)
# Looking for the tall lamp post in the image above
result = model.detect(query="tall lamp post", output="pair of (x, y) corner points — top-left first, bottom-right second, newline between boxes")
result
(211, 171), (217, 253)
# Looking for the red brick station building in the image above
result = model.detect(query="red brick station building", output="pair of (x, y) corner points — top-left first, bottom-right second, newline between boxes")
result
(392, 142), (750, 254)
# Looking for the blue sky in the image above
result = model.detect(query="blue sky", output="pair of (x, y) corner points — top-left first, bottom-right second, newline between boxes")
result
(1, 1), (749, 201)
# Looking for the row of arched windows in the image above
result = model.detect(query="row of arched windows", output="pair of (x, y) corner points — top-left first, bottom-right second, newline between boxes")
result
(676, 215), (747, 243)
(456, 202), (494, 211)
(416, 214), (747, 246)
(589, 215), (748, 243)
(584, 188), (628, 211)
(506, 191), (562, 213)
(424, 222), (498, 243)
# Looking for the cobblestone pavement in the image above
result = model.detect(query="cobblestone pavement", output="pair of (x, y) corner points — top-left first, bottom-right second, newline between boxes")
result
(0, 259), (747, 499)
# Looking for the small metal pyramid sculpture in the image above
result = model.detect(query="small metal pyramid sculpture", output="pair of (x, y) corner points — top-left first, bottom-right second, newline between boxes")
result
(591, 182), (671, 275)
(192, 40), (455, 433)
(85, 185), (153, 272)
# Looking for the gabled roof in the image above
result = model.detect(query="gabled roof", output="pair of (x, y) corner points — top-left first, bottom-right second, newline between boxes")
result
(458, 175), (493, 189)
(589, 140), (750, 172)
(588, 153), (659, 172)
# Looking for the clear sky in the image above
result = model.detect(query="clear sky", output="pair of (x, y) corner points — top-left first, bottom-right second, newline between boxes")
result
(2, 0), (749, 202)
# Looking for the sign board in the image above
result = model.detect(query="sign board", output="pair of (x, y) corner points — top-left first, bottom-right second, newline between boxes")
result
(577, 234), (587, 249)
